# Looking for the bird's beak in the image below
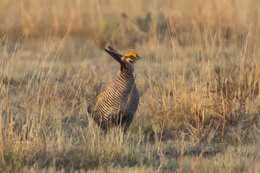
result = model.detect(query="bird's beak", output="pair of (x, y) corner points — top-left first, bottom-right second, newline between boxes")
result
(136, 55), (141, 60)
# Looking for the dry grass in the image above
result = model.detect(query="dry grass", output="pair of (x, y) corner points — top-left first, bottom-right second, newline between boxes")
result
(0, 0), (260, 172)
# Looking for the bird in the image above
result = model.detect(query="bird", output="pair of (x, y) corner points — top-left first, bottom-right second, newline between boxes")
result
(89, 46), (141, 133)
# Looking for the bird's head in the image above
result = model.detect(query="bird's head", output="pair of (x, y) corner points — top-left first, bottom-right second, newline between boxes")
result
(122, 52), (141, 64)
(104, 46), (141, 71)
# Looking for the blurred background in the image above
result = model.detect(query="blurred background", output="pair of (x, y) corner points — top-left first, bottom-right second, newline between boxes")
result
(1, 0), (260, 48)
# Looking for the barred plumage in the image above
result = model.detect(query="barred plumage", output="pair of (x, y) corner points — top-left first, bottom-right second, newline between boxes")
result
(90, 46), (141, 132)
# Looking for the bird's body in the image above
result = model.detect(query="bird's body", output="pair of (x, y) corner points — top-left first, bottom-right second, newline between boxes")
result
(90, 46), (141, 132)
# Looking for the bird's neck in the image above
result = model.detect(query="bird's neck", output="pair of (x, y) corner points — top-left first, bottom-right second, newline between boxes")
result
(120, 64), (134, 78)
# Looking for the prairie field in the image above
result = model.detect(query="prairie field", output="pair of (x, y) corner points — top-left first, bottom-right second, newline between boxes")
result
(1, 0), (260, 172)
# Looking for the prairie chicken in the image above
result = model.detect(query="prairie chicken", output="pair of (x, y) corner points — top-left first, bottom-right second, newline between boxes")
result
(89, 46), (141, 132)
